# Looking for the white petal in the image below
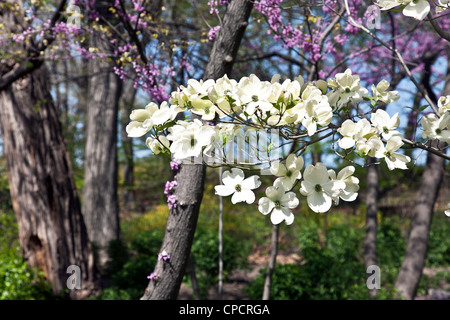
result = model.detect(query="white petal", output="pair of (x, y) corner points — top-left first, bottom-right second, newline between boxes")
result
(222, 168), (245, 186)
(307, 191), (332, 213)
(258, 197), (274, 215)
(231, 189), (253, 204)
(338, 137), (356, 149)
(214, 185), (235, 197)
(270, 208), (288, 225)
(126, 121), (151, 138)
(270, 161), (287, 177)
(403, 0), (430, 20)
(323, 180), (346, 197)
(337, 166), (355, 180)
(241, 175), (262, 190)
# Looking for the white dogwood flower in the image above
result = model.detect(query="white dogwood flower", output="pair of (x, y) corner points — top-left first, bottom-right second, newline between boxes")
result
(421, 113), (450, 142)
(377, 0), (430, 20)
(327, 69), (368, 106)
(167, 119), (216, 159)
(258, 180), (299, 225)
(300, 163), (345, 213)
(328, 166), (360, 205)
(370, 109), (401, 140)
(214, 168), (261, 204)
(380, 136), (411, 170)
(438, 95), (450, 116)
(371, 80), (400, 104)
(126, 102), (158, 137)
(237, 74), (273, 115)
(270, 153), (304, 190)
(146, 136), (170, 154)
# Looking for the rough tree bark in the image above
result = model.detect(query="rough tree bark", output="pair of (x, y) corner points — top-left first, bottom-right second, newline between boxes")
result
(119, 85), (137, 212)
(141, 0), (254, 300)
(82, 4), (123, 271)
(262, 224), (279, 300)
(394, 61), (450, 300)
(0, 65), (100, 299)
(0, 0), (99, 299)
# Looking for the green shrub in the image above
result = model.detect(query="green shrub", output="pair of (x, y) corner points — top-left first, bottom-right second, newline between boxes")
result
(101, 230), (163, 300)
(0, 211), (54, 300)
(426, 215), (450, 267)
(189, 228), (251, 299)
(246, 222), (401, 300)
(0, 252), (54, 300)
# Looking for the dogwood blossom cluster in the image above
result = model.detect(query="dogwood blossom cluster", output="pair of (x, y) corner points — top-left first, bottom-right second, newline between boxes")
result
(337, 109), (411, 170)
(420, 96), (450, 143)
(376, 0), (450, 20)
(126, 71), (417, 225)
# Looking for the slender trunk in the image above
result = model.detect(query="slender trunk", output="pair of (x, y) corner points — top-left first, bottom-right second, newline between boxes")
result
(0, 65), (100, 299)
(364, 158), (379, 297)
(141, 0), (253, 300)
(218, 166), (224, 300)
(263, 224), (280, 300)
(83, 32), (122, 271)
(187, 254), (201, 300)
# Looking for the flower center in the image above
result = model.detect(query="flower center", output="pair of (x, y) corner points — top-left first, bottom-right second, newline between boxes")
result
(251, 95), (259, 102)
(224, 89), (231, 94)
(190, 138), (196, 147)
(274, 200), (281, 208)
(205, 107), (210, 114)
(286, 170), (293, 178)
(235, 184), (242, 192)
(314, 184), (322, 192)
(383, 126), (389, 134)
(385, 151), (392, 159)
(344, 87), (351, 93)
(435, 128), (442, 134)
(312, 116), (318, 122)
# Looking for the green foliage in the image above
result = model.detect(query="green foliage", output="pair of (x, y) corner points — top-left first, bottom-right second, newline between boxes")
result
(0, 211), (54, 300)
(189, 228), (251, 299)
(426, 215), (450, 267)
(417, 270), (450, 297)
(246, 222), (401, 300)
(102, 230), (163, 300)
(0, 253), (54, 300)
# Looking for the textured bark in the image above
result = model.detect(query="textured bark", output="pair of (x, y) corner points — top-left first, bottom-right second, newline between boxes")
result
(119, 85), (137, 212)
(364, 158), (379, 268)
(83, 31), (122, 271)
(0, 65), (100, 299)
(394, 141), (445, 300)
(364, 158), (379, 296)
(141, 0), (253, 300)
(394, 62), (450, 300)
(262, 224), (280, 300)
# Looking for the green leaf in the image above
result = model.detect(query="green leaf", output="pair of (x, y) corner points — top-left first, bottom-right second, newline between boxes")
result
(419, 105), (429, 112)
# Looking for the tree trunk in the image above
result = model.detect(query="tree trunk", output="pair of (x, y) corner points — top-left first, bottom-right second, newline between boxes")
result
(394, 141), (445, 300)
(262, 224), (280, 300)
(0, 65), (100, 299)
(83, 32), (122, 271)
(141, 0), (254, 300)
(119, 85), (137, 212)
(364, 158), (379, 296)
(394, 61), (450, 300)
